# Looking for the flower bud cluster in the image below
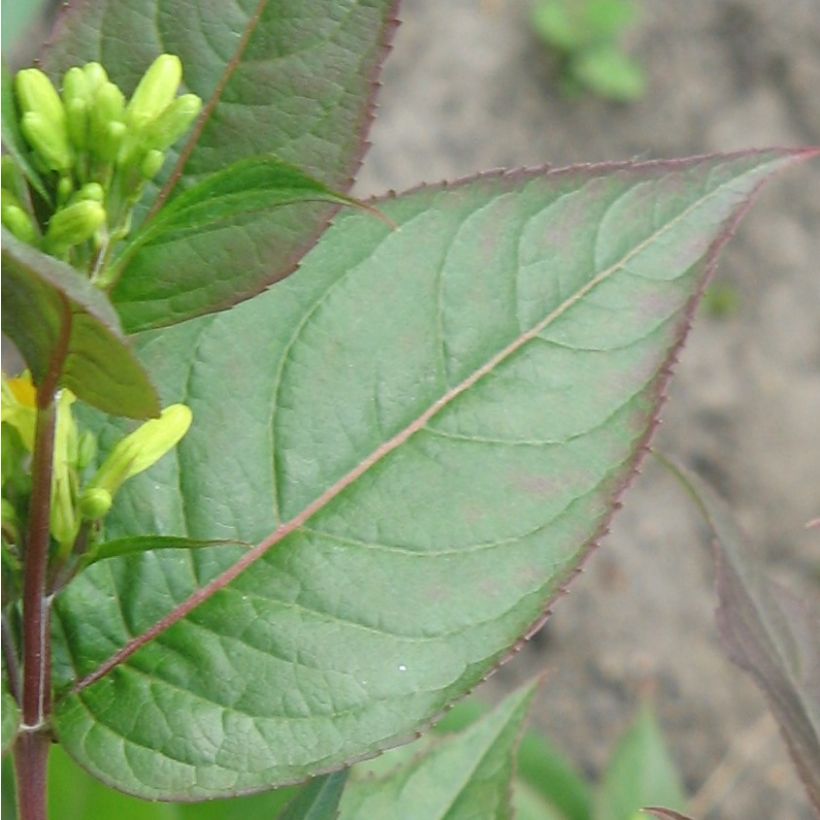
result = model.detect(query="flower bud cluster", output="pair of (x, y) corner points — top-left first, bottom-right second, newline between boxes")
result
(3, 55), (202, 277)
(2, 372), (192, 576)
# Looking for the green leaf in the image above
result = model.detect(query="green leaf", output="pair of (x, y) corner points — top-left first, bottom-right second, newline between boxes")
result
(1, 676), (19, 753)
(434, 698), (593, 820)
(660, 458), (820, 814)
(1, 65), (50, 203)
(51, 149), (811, 800)
(532, 1), (582, 51)
(1, 230), (159, 418)
(514, 781), (566, 820)
(84, 536), (250, 568)
(571, 46), (646, 102)
(47, 742), (301, 819)
(110, 155), (370, 330)
(41, 0), (398, 330)
(339, 681), (538, 819)
(279, 771), (349, 820)
(582, 0), (638, 42)
(594, 706), (686, 820)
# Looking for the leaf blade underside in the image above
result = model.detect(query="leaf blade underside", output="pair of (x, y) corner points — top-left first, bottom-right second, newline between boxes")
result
(1, 230), (159, 418)
(41, 0), (399, 331)
(51, 149), (810, 800)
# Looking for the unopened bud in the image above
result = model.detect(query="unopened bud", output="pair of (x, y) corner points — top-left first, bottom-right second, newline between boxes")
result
(82, 62), (109, 93)
(79, 487), (112, 521)
(76, 430), (98, 470)
(76, 182), (104, 202)
(143, 93), (202, 150)
(21, 111), (73, 171)
(1, 202), (38, 245)
(46, 199), (106, 251)
(102, 121), (127, 162)
(140, 149), (165, 179)
(125, 54), (182, 129)
(57, 176), (74, 204)
(88, 404), (192, 497)
(89, 82), (126, 151)
(2, 156), (27, 200)
(65, 97), (88, 150)
(15, 68), (65, 126)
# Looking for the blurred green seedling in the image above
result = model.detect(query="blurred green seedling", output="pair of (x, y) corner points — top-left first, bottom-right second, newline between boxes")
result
(532, 0), (647, 101)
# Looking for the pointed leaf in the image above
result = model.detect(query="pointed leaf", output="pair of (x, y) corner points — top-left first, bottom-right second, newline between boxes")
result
(1, 230), (159, 418)
(435, 698), (593, 820)
(661, 459), (820, 813)
(84, 536), (250, 568)
(339, 681), (538, 819)
(51, 149), (812, 799)
(41, 0), (399, 330)
(110, 156), (369, 330)
(279, 771), (349, 820)
(595, 706), (687, 820)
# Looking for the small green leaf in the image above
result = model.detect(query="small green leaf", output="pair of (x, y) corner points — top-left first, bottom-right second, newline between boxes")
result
(595, 706), (687, 820)
(532, 1), (582, 51)
(1, 230), (159, 418)
(582, 0), (638, 42)
(435, 698), (593, 820)
(110, 155), (369, 330)
(571, 46), (646, 102)
(340, 681), (539, 819)
(279, 771), (349, 820)
(83, 536), (249, 567)
(1, 676), (19, 753)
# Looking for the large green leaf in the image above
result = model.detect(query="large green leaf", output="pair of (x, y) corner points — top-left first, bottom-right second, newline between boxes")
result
(50, 150), (811, 800)
(339, 681), (537, 819)
(594, 706), (686, 820)
(41, 0), (399, 331)
(1, 230), (159, 418)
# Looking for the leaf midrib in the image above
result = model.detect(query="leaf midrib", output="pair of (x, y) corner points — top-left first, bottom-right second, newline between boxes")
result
(67, 160), (771, 697)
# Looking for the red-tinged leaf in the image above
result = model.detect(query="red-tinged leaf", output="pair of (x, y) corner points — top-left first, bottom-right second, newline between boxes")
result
(660, 458), (820, 814)
(1, 229), (159, 418)
(40, 0), (399, 330)
(51, 149), (815, 800)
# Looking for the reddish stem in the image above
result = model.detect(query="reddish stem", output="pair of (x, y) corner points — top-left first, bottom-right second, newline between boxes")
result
(14, 400), (57, 820)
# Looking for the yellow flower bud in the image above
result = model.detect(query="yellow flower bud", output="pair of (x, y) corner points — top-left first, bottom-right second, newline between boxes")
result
(82, 62), (109, 93)
(102, 121), (127, 162)
(143, 93), (202, 150)
(50, 390), (80, 551)
(2, 189), (38, 245)
(46, 199), (106, 252)
(78, 487), (112, 521)
(65, 97), (88, 151)
(20, 111), (73, 172)
(15, 69), (65, 127)
(88, 404), (192, 497)
(76, 182), (105, 202)
(89, 82), (126, 153)
(125, 54), (182, 129)
(140, 149), (166, 179)
(1, 374), (37, 451)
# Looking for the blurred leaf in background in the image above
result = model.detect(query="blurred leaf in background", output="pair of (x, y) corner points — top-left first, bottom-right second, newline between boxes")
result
(532, 0), (647, 101)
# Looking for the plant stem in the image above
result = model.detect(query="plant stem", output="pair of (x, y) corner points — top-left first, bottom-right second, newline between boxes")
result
(14, 399), (57, 820)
